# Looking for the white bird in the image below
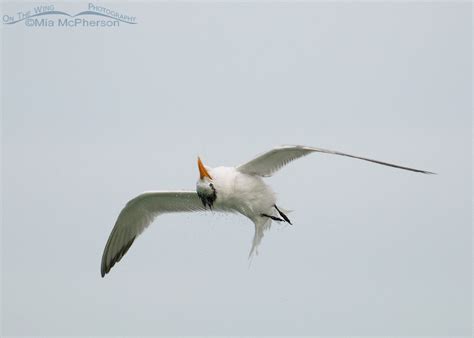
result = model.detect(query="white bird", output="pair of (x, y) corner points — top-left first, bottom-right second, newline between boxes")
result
(101, 145), (434, 277)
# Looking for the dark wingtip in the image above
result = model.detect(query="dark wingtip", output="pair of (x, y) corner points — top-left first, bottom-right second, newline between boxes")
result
(100, 236), (136, 279)
(422, 170), (437, 175)
(100, 264), (107, 278)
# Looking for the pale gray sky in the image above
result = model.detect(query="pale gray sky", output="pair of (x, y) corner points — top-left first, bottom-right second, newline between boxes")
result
(1, 2), (471, 336)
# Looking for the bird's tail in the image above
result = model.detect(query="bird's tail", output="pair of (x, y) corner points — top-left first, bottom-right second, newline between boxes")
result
(248, 217), (272, 258)
(248, 206), (294, 259)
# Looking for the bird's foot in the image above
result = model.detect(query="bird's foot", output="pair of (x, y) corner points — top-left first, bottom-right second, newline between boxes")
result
(273, 205), (292, 225)
(260, 213), (285, 222)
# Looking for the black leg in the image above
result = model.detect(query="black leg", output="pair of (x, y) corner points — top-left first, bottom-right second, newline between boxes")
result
(261, 213), (285, 222)
(274, 205), (292, 225)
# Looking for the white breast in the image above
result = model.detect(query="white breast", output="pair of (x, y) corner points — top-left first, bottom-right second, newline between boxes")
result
(209, 166), (276, 220)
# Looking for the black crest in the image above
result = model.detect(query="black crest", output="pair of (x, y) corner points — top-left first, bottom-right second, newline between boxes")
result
(197, 183), (217, 209)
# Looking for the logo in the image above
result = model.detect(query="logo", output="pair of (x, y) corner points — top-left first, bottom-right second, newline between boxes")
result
(3, 3), (137, 28)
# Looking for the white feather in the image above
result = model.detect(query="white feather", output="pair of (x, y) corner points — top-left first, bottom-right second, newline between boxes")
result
(237, 144), (435, 176)
(101, 144), (433, 276)
(101, 191), (206, 276)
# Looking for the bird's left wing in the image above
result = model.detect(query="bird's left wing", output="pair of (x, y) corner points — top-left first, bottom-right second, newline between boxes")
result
(101, 191), (206, 277)
(237, 144), (435, 177)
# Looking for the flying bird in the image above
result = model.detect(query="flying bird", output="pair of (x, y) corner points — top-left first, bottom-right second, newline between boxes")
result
(101, 145), (434, 277)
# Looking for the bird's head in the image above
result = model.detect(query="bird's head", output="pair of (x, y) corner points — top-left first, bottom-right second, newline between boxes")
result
(196, 157), (217, 209)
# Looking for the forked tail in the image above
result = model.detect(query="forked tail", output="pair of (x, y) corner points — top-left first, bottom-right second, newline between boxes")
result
(249, 205), (293, 258)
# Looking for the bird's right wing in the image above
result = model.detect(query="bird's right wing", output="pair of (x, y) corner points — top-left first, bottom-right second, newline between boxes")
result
(237, 145), (435, 177)
(101, 191), (207, 277)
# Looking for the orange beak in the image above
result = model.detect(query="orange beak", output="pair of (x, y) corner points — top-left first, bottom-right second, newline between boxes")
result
(197, 157), (212, 179)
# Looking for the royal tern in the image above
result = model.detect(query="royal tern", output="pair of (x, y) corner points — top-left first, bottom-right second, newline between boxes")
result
(101, 145), (434, 277)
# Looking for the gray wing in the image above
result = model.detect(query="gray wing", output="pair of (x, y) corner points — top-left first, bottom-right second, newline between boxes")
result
(101, 191), (206, 277)
(237, 145), (435, 177)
